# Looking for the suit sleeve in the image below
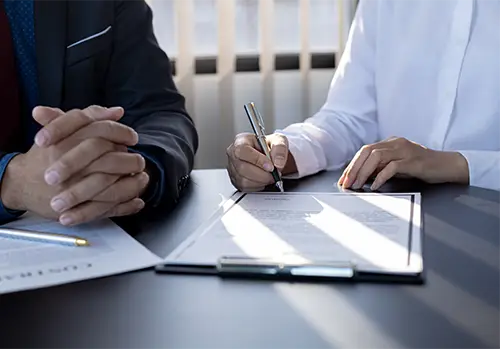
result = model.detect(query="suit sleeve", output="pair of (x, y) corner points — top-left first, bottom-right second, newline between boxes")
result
(104, 0), (198, 210)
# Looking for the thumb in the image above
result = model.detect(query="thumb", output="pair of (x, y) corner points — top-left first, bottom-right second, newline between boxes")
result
(268, 133), (289, 170)
(32, 106), (65, 126)
(84, 105), (124, 121)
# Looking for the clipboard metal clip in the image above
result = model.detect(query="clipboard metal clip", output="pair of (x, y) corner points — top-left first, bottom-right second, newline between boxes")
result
(217, 256), (357, 279)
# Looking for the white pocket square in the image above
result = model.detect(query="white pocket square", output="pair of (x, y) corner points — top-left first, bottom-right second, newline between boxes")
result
(67, 26), (112, 49)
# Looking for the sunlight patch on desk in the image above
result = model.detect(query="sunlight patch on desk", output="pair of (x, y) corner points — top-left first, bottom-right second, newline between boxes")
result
(425, 214), (499, 270)
(273, 284), (404, 348)
(405, 270), (499, 347)
(455, 194), (500, 218)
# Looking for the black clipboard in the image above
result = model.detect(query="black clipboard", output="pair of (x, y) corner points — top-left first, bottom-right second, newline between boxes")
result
(155, 256), (425, 284)
(155, 192), (425, 285)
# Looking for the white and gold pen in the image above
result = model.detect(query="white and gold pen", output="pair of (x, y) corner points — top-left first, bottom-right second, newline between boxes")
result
(0, 228), (89, 247)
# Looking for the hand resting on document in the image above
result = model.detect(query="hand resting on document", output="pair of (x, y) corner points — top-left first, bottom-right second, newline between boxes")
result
(0, 106), (149, 226)
(337, 136), (470, 191)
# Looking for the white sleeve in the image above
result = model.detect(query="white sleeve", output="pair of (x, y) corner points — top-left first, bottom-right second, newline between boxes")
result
(277, 0), (380, 178)
(459, 151), (500, 191)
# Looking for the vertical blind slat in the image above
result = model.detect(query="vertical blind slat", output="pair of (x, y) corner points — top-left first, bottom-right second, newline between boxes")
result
(259, 0), (275, 132)
(299, 0), (311, 119)
(217, 0), (236, 147)
(175, 0), (195, 118)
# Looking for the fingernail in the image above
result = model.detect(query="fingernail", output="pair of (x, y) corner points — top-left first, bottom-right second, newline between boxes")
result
(274, 156), (286, 168)
(263, 162), (274, 172)
(51, 198), (67, 212)
(59, 215), (74, 226)
(132, 131), (139, 144)
(141, 172), (150, 184)
(34, 129), (49, 146)
(137, 200), (145, 209)
(45, 170), (60, 185)
(352, 180), (361, 189)
(109, 106), (123, 113)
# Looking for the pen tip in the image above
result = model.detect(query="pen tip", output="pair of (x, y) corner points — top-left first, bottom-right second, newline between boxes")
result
(277, 181), (284, 193)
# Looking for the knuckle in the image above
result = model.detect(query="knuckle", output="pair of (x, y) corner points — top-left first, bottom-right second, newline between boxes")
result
(226, 144), (233, 157)
(233, 145), (245, 160)
(100, 120), (117, 134)
(395, 137), (406, 145)
(360, 144), (372, 155)
(103, 186), (119, 203)
(70, 212), (85, 224)
(234, 159), (244, 174)
(56, 157), (73, 174)
(235, 132), (252, 140)
(239, 177), (251, 189)
(87, 137), (108, 151)
(85, 105), (105, 119)
(64, 190), (79, 206)
(387, 161), (399, 172)
(74, 109), (93, 124)
(371, 149), (382, 160)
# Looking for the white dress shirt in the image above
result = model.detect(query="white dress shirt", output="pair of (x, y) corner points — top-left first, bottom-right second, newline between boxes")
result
(278, 0), (500, 191)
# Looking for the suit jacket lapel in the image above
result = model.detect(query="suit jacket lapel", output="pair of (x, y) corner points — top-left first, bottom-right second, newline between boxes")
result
(34, 0), (67, 107)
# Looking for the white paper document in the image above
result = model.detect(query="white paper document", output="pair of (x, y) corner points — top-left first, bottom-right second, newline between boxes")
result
(0, 214), (162, 294)
(166, 192), (423, 275)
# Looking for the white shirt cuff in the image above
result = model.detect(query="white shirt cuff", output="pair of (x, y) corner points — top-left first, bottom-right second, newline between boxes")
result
(458, 150), (500, 191)
(275, 130), (323, 179)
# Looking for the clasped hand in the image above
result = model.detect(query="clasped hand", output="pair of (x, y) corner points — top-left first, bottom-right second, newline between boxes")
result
(3, 105), (149, 225)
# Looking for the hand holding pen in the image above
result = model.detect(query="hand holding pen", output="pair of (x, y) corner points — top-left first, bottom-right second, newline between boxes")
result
(226, 102), (290, 192)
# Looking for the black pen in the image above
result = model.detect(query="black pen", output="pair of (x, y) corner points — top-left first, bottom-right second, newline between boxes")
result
(243, 102), (284, 192)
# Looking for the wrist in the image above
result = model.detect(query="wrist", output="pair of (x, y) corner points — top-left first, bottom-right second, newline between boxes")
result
(435, 150), (470, 185)
(1, 153), (27, 211)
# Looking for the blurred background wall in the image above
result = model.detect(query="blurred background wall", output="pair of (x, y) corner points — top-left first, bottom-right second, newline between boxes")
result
(147, 0), (358, 169)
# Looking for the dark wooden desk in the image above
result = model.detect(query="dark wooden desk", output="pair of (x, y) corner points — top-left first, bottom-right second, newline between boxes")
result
(1, 169), (498, 348)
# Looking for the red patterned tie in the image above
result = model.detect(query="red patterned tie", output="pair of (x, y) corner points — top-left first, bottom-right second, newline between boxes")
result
(0, 1), (21, 151)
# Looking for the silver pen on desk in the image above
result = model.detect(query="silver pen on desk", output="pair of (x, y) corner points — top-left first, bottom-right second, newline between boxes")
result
(0, 228), (89, 247)
(244, 102), (284, 192)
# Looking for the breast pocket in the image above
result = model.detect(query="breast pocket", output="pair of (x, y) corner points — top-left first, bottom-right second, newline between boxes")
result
(66, 26), (113, 67)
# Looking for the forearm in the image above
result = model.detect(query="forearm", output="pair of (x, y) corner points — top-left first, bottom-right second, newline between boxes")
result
(433, 150), (470, 185)
(278, 110), (378, 178)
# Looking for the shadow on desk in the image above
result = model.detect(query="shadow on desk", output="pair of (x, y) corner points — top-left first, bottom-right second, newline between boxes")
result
(276, 171), (500, 348)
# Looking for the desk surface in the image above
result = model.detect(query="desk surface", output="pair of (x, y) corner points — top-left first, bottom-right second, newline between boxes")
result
(1, 170), (499, 348)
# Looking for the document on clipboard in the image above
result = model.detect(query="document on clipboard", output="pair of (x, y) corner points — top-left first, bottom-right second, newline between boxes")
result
(156, 192), (424, 283)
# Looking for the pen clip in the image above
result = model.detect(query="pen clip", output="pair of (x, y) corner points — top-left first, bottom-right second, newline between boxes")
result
(244, 102), (266, 136)
(253, 105), (266, 134)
